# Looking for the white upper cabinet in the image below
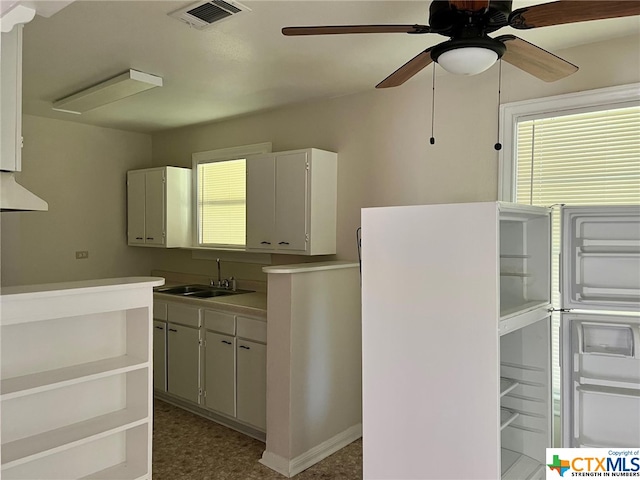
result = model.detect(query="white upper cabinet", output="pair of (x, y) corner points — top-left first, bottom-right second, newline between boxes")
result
(127, 166), (191, 248)
(1, 26), (23, 171)
(246, 148), (337, 255)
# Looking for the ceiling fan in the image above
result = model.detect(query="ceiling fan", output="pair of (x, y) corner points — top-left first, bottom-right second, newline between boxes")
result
(282, 1), (640, 88)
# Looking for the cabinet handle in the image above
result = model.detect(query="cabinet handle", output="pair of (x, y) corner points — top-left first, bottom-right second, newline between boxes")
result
(239, 345), (251, 350)
(136, 237), (143, 240)
(221, 340), (232, 345)
(168, 328), (178, 332)
(146, 237), (154, 240)
(261, 241), (271, 245)
(155, 326), (164, 330)
(278, 241), (290, 245)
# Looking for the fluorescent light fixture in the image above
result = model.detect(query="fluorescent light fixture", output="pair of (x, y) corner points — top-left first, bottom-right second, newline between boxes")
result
(437, 47), (499, 76)
(52, 69), (163, 114)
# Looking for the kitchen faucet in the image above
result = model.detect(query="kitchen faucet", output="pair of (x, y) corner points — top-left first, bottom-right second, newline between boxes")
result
(212, 258), (237, 291)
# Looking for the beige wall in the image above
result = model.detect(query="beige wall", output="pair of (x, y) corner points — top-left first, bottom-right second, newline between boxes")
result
(3, 35), (637, 286)
(151, 34), (640, 265)
(0, 115), (154, 286)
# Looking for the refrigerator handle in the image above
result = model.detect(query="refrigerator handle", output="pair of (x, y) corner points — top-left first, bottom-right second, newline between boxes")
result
(558, 322), (562, 368)
(558, 252), (563, 295)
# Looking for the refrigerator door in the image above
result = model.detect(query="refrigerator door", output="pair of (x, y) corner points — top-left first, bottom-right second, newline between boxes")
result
(561, 205), (640, 312)
(561, 312), (640, 447)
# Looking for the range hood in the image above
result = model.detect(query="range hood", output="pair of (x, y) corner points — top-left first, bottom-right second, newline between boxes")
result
(0, 172), (48, 211)
(1, 3), (48, 212)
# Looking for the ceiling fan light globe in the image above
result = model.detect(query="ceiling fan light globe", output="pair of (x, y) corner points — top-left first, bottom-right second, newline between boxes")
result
(436, 47), (498, 75)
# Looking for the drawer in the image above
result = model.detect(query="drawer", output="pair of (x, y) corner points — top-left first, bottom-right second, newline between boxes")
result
(204, 310), (236, 336)
(167, 303), (201, 328)
(237, 316), (267, 343)
(153, 301), (168, 321)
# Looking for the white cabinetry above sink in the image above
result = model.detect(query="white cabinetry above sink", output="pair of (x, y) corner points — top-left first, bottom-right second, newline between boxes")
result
(127, 166), (191, 248)
(246, 148), (337, 255)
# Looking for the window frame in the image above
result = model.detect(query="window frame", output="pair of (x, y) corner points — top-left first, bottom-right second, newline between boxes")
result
(498, 83), (640, 202)
(192, 142), (272, 248)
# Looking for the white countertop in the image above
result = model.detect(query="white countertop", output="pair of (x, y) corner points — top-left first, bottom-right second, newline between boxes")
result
(263, 261), (359, 274)
(0, 276), (165, 298)
(153, 290), (267, 319)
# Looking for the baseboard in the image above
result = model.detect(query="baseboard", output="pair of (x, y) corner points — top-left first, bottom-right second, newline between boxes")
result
(154, 392), (266, 442)
(260, 423), (362, 477)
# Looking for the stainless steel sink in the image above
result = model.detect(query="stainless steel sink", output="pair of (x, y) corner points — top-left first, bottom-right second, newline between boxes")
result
(155, 284), (254, 297)
(188, 290), (235, 298)
(156, 284), (210, 295)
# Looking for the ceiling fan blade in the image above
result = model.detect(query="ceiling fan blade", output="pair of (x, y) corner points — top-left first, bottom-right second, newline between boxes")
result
(448, 0), (490, 12)
(509, 1), (640, 29)
(282, 24), (431, 36)
(497, 35), (578, 82)
(376, 49), (434, 89)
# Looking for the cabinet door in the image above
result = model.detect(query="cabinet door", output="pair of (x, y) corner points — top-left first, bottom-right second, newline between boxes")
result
(236, 340), (266, 430)
(167, 323), (200, 404)
(1, 27), (21, 171)
(204, 331), (236, 417)
(144, 169), (165, 246)
(153, 321), (167, 392)
(275, 152), (308, 251)
(127, 171), (146, 245)
(246, 155), (276, 249)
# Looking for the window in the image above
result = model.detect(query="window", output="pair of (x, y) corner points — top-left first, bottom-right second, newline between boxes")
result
(499, 84), (640, 435)
(193, 143), (271, 248)
(197, 159), (246, 246)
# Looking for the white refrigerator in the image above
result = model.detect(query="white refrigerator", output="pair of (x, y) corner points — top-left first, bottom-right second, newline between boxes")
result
(361, 202), (639, 480)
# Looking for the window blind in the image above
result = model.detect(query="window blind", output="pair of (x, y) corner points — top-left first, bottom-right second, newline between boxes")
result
(514, 105), (640, 412)
(197, 159), (246, 246)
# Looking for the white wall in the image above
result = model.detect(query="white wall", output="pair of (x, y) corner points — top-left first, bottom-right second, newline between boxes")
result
(151, 34), (640, 264)
(0, 115), (154, 286)
(3, 35), (637, 286)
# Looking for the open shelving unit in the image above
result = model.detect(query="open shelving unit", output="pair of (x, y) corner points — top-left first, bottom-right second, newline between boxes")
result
(0, 277), (162, 480)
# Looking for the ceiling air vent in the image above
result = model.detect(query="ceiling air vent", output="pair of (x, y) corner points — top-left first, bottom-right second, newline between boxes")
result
(169, 0), (250, 30)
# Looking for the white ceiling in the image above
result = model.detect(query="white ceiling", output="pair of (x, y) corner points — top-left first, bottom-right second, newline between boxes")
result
(16, 0), (640, 133)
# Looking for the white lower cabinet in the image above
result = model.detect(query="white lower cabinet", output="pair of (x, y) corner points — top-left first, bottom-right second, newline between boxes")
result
(236, 339), (267, 431)
(154, 300), (267, 434)
(167, 323), (200, 404)
(165, 303), (201, 404)
(203, 331), (236, 417)
(153, 320), (167, 392)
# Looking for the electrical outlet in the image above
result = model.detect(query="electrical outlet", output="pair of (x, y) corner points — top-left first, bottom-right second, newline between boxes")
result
(76, 251), (89, 259)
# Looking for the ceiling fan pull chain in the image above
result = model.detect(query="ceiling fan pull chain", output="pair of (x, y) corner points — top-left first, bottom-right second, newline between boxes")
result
(494, 59), (503, 151)
(430, 64), (436, 146)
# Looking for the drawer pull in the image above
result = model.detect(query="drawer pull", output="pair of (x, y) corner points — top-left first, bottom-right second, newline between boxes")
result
(155, 326), (164, 330)
(261, 241), (271, 245)
(146, 237), (154, 240)
(239, 345), (251, 350)
(135, 237), (143, 240)
(168, 328), (178, 332)
(221, 340), (232, 345)
(278, 241), (290, 245)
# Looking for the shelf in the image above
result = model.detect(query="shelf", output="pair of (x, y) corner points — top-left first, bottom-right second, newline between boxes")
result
(1, 408), (148, 470)
(500, 254), (531, 259)
(500, 378), (520, 397)
(500, 272), (532, 277)
(80, 462), (148, 480)
(500, 408), (519, 430)
(1, 356), (148, 400)
(501, 448), (544, 480)
(580, 377), (640, 390)
(582, 239), (640, 248)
